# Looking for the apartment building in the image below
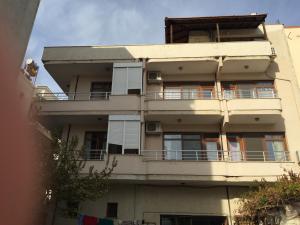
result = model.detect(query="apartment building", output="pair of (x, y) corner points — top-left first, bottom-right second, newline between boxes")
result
(285, 26), (300, 89)
(37, 14), (300, 225)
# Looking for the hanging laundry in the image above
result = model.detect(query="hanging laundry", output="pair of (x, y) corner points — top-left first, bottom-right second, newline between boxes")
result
(83, 215), (98, 225)
(77, 214), (84, 225)
(99, 218), (114, 225)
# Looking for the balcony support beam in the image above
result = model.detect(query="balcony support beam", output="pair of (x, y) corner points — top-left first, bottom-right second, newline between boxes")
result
(170, 23), (173, 43)
(216, 56), (223, 98)
(216, 23), (220, 42)
(262, 22), (268, 41)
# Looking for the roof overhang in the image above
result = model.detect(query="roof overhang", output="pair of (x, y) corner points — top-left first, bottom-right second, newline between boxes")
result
(44, 62), (113, 92)
(147, 57), (218, 74)
(165, 14), (267, 43)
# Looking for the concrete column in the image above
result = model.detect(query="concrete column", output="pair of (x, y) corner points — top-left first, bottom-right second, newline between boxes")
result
(140, 59), (147, 152)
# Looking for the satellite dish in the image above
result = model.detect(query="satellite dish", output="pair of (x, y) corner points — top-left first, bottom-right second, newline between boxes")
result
(26, 58), (33, 65)
(25, 58), (39, 77)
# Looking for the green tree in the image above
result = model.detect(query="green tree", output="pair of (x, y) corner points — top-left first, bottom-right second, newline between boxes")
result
(41, 134), (117, 223)
(235, 170), (300, 225)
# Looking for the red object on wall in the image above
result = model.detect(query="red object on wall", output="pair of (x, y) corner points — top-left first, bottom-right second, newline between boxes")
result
(83, 215), (98, 225)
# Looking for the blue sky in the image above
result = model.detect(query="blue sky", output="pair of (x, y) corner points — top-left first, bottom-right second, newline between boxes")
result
(25, 0), (300, 92)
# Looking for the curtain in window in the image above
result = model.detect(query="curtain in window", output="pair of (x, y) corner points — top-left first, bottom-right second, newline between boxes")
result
(256, 87), (275, 98)
(266, 141), (285, 161)
(164, 88), (181, 100)
(205, 142), (219, 160)
(164, 139), (182, 160)
(228, 141), (242, 161)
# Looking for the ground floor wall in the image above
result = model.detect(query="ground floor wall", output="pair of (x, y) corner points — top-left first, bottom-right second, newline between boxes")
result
(55, 184), (249, 225)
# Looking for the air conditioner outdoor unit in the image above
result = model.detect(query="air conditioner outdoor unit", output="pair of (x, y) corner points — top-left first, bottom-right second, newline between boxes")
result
(147, 71), (162, 83)
(146, 122), (161, 134)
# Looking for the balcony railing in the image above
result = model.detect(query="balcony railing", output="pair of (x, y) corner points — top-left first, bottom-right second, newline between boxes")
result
(223, 89), (277, 99)
(36, 92), (111, 101)
(36, 89), (278, 101)
(146, 90), (216, 100)
(146, 89), (277, 101)
(75, 149), (289, 162)
(141, 150), (290, 162)
(82, 149), (106, 160)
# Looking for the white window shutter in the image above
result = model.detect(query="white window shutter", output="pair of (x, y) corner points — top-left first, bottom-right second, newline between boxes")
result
(112, 67), (127, 95)
(127, 67), (142, 91)
(124, 121), (140, 150)
(107, 121), (124, 146)
(107, 115), (141, 153)
(112, 62), (143, 95)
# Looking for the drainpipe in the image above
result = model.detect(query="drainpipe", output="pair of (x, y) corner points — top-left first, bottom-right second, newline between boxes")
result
(66, 124), (71, 145)
(216, 57), (228, 159)
(73, 75), (79, 100)
(226, 186), (233, 225)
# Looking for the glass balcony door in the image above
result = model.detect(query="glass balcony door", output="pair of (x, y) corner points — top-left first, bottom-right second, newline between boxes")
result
(163, 133), (220, 161)
(222, 81), (275, 99)
(84, 132), (107, 160)
(227, 133), (287, 161)
(164, 134), (182, 160)
(164, 83), (215, 100)
(90, 82), (111, 100)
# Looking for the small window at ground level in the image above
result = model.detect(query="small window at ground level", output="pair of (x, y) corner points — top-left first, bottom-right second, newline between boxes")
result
(108, 144), (122, 154)
(128, 89), (141, 95)
(106, 202), (118, 218)
(124, 149), (139, 154)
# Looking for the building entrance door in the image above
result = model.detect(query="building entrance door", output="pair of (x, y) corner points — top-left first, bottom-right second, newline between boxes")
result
(161, 215), (227, 225)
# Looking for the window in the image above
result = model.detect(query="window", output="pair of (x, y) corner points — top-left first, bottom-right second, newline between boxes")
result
(112, 63), (143, 95)
(84, 132), (107, 160)
(107, 115), (140, 155)
(222, 81), (275, 99)
(108, 144), (122, 154)
(227, 133), (287, 161)
(163, 133), (220, 160)
(164, 83), (215, 100)
(90, 82), (111, 100)
(106, 203), (118, 218)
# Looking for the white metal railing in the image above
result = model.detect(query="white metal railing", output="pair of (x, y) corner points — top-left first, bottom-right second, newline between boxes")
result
(36, 92), (111, 101)
(146, 89), (277, 101)
(82, 149), (106, 160)
(146, 90), (216, 100)
(223, 89), (277, 99)
(36, 90), (278, 101)
(141, 150), (290, 162)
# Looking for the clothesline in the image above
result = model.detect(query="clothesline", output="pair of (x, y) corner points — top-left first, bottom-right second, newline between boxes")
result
(78, 214), (114, 225)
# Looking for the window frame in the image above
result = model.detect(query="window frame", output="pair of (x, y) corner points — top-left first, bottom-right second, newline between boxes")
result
(84, 131), (107, 160)
(163, 82), (216, 100)
(226, 133), (287, 161)
(90, 82), (112, 100)
(222, 81), (275, 99)
(106, 202), (118, 218)
(163, 132), (221, 160)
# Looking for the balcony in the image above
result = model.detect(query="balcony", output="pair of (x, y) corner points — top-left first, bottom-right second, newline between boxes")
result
(224, 89), (282, 124)
(36, 92), (141, 116)
(81, 149), (296, 184)
(145, 90), (222, 122)
(141, 150), (290, 162)
(43, 41), (273, 80)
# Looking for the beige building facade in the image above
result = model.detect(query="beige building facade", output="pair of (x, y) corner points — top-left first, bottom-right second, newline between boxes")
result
(285, 26), (300, 89)
(37, 14), (300, 225)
